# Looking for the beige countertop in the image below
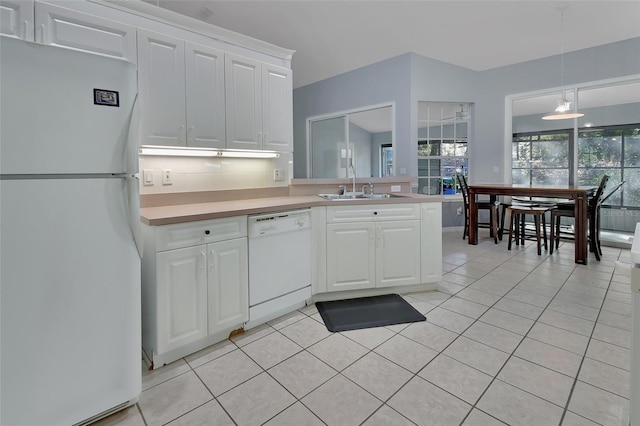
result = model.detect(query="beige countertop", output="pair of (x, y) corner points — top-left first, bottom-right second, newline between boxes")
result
(140, 193), (443, 226)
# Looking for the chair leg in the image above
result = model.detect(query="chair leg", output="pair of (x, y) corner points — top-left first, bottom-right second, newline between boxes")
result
(555, 216), (561, 249)
(549, 214), (556, 254)
(491, 205), (498, 244)
(534, 215), (541, 255)
(508, 210), (515, 251)
(499, 204), (507, 241)
(542, 213), (548, 250)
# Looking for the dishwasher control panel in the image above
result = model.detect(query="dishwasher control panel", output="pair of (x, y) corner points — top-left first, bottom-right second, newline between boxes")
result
(248, 209), (311, 237)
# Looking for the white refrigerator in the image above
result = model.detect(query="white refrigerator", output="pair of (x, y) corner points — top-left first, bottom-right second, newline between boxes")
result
(0, 37), (142, 425)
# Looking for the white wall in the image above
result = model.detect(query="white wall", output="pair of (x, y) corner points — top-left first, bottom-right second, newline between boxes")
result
(293, 37), (640, 184)
(139, 153), (291, 194)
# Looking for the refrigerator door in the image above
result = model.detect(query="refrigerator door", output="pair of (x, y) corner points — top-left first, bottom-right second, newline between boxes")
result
(0, 178), (141, 426)
(0, 37), (137, 175)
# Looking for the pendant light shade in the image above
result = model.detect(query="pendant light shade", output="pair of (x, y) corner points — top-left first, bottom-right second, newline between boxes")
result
(542, 95), (584, 120)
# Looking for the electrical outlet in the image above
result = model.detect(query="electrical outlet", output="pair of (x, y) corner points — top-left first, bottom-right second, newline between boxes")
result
(162, 169), (173, 185)
(273, 168), (285, 181)
(143, 169), (154, 186)
(457, 207), (463, 215)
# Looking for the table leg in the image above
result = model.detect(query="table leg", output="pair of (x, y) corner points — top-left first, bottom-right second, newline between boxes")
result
(574, 192), (588, 264)
(469, 190), (478, 245)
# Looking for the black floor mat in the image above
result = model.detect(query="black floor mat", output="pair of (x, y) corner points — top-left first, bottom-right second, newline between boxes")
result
(316, 294), (426, 332)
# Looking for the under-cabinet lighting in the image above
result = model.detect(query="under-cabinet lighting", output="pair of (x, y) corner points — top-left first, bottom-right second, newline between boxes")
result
(139, 145), (280, 158)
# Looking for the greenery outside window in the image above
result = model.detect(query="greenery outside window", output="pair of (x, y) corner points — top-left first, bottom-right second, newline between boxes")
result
(512, 124), (640, 208)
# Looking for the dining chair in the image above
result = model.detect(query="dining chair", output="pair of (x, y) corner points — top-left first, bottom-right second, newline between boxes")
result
(507, 205), (555, 255)
(549, 175), (611, 261)
(458, 173), (499, 244)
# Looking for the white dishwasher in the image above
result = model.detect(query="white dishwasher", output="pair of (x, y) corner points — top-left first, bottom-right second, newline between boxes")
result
(246, 209), (312, 329)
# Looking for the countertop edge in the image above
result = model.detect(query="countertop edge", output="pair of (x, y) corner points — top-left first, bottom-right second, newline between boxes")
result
(141, 194), (444, 226)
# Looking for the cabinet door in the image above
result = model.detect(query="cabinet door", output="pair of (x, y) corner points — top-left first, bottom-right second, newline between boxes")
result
(137, 29), (186, 146)
(225, 54), (262, 150)
(421, 202), (443, 283)
(185, 42), (225, 148)
(262, 64), (292, 152)
(326, 222), (375, 292)
(1, 0), (34, 41)
(35, 1), (135, 61)
(207, 238), (248, 335)
(376, 220), (421, 287)
(156, 245), (207, 353)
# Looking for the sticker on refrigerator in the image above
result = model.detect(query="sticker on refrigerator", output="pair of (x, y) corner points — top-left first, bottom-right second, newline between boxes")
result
(93, 89), (119, 107)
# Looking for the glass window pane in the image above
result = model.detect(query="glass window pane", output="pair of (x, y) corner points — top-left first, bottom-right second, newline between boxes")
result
(622, 170), (640, 206)
(531, 169), (568, 185)
(624, 129), (640, 166)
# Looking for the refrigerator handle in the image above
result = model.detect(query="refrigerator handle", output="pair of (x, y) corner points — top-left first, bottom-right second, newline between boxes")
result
(125, 94), (141, 176)
(124, 174), (144, 259)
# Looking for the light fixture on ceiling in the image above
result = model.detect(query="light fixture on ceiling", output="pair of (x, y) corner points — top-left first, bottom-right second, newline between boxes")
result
(455, 104), (469, 120)
(541, 5), (585, 121)
(139, 145), (280, 158)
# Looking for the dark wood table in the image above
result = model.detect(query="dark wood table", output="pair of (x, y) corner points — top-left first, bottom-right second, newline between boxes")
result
(468, 184), (596, 264)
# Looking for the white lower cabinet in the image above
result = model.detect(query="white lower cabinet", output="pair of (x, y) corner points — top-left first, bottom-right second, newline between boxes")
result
(156, 245), (207, 353)
(326, 222), (375, 291)
(325, 204), (422, 292)
(142, 216), (248, 368)
(206, 238), (248, 335)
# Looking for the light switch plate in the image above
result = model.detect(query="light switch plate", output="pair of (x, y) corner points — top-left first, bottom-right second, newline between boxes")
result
(162, 169), (173, 185)
(143, 169), (154, 186)
(273, 169), (285, 181)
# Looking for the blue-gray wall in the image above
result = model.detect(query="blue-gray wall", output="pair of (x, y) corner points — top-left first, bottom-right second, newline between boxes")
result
(293, 37), (640, 183)
(293, 53), (411, 178)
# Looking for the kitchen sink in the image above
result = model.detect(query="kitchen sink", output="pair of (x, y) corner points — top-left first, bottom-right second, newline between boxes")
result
(318, 193), (399, 201)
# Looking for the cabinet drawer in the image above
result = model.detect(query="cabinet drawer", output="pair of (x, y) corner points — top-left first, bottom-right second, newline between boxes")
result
(155, 216), (247, 252)
(326, 204), (420, 223)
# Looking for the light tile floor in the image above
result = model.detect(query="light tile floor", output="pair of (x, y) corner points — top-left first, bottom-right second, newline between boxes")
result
(97, 230), (633, 426)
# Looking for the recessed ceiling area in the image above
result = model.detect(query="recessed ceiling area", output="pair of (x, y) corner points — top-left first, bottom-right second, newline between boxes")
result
(142, 1), (640, 89)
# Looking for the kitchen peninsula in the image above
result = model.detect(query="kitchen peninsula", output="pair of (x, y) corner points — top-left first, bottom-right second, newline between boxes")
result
(139, 179), (443, 368)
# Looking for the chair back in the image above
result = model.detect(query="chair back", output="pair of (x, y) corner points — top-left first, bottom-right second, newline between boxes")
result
(457, 173), (469, 208)
(601, 180), (625, 204)
(589, 175), (609, 212)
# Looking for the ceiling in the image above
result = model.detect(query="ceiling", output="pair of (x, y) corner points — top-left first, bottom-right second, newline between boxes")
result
(143, 0), (640, 89)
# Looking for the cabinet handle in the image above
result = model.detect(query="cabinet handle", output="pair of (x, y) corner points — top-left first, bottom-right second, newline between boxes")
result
(200, 252), (206, 270)
(21, 20), (28, 40)
(209, 250), (215, 269)
(187, 126), (194, 144)
(257, 131), (262, 145)
(36, 24), (44, 43)
(263, 132), (269, 144)
(178, 125), (185, 144)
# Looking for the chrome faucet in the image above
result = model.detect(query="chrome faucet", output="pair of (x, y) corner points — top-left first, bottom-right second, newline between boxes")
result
(348, 157), (356, 194)
(362, 182), (374, 194)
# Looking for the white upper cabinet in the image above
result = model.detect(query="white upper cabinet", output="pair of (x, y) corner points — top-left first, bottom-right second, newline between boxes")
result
(0, 0), (34, 41)
(225, 54), (262, 150)
(185, 42), (225, 148)
(262, 64), (293, 152)
(138, 29), (226, 148)
(34, 1), (136, 62)
(138, 30), (186, 146)
(226, 53), (293, 152)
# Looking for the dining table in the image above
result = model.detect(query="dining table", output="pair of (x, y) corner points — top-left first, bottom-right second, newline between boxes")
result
(467, 183), (597, 264)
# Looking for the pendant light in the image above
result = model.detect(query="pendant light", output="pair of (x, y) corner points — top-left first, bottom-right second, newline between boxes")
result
(542, 5), (584, 120)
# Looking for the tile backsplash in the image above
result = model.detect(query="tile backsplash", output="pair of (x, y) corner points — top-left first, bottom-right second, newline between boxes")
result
(139, 152), (292, 195)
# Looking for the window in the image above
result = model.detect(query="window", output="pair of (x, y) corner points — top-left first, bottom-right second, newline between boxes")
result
(512, 131), (570, 186)
(512, 123), (640, 208)
(417, 102), (470, 195)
